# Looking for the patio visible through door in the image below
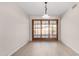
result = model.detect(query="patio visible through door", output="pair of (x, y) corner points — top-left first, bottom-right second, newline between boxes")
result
(32, 19), (58, 41)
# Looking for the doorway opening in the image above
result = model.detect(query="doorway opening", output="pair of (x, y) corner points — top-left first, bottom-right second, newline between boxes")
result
(32, 19), (58, 41)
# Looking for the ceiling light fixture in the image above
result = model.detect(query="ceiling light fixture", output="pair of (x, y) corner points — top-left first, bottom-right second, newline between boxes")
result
(42, 2), (50, 19)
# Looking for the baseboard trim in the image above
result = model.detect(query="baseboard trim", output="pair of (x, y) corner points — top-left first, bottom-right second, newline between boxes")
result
(8, 41), (29, 56)
(59, 40), (79, 55)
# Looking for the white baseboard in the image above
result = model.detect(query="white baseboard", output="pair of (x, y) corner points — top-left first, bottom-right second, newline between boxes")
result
(60, 40), (79, 55)
(8, 40), (29, 56)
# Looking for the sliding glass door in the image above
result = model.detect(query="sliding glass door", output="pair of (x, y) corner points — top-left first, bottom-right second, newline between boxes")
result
(32, 19), (58, 41)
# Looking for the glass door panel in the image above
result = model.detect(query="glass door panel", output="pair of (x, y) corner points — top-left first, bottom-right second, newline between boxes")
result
(42, 21), (48, 38)
(50, 21), (57, 38)
(34, 21), (41, 38)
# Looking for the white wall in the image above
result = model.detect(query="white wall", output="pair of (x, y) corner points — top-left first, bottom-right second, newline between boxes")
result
(29, 16), (61, 41)
(61, 3), (79, 54)
(0, 3), (29, 56)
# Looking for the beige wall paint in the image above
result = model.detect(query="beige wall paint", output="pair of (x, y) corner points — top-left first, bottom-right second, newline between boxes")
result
(0, 3), (29, 56)
(61, 3), (79, 54)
